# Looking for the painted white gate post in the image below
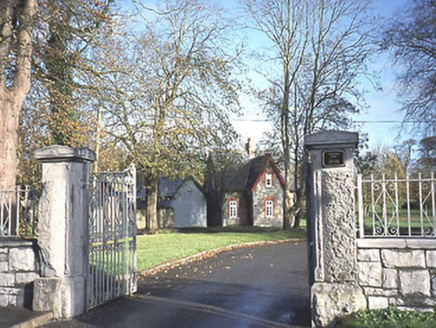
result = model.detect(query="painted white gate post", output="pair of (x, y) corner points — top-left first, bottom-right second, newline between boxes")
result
(304, 131), (366, 327)
(32, 146), (95, 319)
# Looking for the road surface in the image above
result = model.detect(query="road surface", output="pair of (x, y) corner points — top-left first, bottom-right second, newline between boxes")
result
(42, 241), (310, 328)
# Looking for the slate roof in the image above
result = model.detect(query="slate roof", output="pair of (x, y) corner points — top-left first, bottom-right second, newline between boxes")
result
(136, 177), (204, 202)
(217, 154), (286, 193)
(245, 155), (272, 190)
(158, 178), (185, 198)
(220, 161), (250, 192)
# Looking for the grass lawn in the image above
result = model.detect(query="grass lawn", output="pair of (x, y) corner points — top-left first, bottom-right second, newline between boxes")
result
(361, 212), (435, 235)
(136, 227), (306, 271)
(358, 204), (435, 235)
(337, 307), (436, 328)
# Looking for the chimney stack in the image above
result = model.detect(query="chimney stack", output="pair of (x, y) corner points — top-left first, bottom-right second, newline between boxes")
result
(245, 138), (255, 159)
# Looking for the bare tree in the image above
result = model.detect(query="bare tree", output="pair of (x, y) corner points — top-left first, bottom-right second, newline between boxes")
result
(0, 0), (36, 190)
(93, 0), (241, 231)
(383, 0), (436, 131)
(244, 0), (373, 229)
(244, 0), (309, 230)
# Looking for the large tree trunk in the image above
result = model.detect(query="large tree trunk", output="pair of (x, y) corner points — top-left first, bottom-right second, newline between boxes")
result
(0, 0), (36, 190)
(282, 61), (292, 231)
(145, 177), (159, 232)
(0, 93), (21, 190)
(291, 166), (304, 229)
(282, 120), (292, 230)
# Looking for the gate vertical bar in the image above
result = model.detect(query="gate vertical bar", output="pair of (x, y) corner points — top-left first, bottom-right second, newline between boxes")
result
(7, 190), (12, 236)
(23, 186), (29, 236)
(432, 172), (435, 235)
(371, 175), (376, 236)
(394, 173), (399, 235)
(131, 163), (137, 294)
(1, 191), (4, 235)
(382, 174), (388, 236)
(358, 174), (364, 238)
(419, 173), (424, 236)
(406, 174), (411, 236)
(15, 186), (20, 236)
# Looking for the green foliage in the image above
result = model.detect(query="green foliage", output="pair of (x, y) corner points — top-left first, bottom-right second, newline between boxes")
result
(136, 228), (305, 270)
(19, 0), (117, 184)
(29, 0), (115, 147)
(418, 136), (436, 169)
(337, 307), (436, 328)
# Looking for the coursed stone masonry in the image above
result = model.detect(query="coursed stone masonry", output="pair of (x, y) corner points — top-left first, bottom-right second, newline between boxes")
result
(0, 238), (40, 308)
(357, 238), (436, 311)
(305, 131), (436, 327)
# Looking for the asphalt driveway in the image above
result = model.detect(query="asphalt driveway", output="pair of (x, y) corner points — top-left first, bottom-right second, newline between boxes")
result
(41, 241), (310, 328)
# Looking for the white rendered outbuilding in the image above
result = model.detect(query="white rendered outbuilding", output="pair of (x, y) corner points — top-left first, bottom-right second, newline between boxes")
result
(171, 180), (207, 228)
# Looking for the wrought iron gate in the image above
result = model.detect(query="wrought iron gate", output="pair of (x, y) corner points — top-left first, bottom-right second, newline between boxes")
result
(87, 164), (137, 310)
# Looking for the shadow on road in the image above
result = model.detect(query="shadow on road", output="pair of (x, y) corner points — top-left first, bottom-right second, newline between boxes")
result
(42, 242), (310, 328)
(65, 280), (309, 328)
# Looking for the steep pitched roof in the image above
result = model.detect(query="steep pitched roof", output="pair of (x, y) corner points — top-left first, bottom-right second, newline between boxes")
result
(219, 161), (250, 192)
(245, 155), (285, 191)
(159, 177), (205, 198)
(137, 177), (204, 201)
(158, 178), (185, 198)
(217, 154), (285, 193)
(158, 177), (206, 208)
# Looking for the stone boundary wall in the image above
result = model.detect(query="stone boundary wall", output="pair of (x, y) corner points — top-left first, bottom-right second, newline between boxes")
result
(357, 238), (436, 312)
(137, 203), (175, 230)
(255, 217), (282, 227)
(0, 238), (40, 308)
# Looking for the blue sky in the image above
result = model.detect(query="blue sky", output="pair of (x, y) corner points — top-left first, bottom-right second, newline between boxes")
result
(229, 0), (411, 150)
(353, 0), (410, 149)
(119, 0), (411, 149)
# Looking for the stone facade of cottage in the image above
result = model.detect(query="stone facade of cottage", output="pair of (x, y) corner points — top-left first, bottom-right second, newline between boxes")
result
(205, 140), (289, 227)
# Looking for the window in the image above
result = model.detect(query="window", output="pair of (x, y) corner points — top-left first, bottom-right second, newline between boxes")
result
(229, 200), (238, 218)
(265, 200), (274, 218)
(265, 173), (273, 188)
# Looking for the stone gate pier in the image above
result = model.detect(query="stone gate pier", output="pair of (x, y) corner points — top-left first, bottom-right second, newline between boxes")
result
(33, 146), (96, 319)
(305, 131), (365, 327)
